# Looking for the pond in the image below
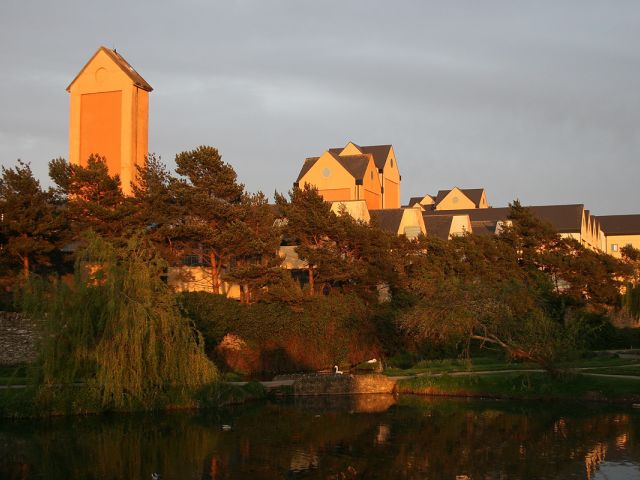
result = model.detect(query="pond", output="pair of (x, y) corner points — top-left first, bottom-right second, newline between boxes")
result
(1, 395), (639, 479)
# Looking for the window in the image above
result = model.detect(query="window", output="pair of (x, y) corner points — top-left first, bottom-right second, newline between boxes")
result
(322, 167), (331, 178)
(370, 170), (374, 180)
(390, 158), (394, 168)
(611, 244), (618, 252)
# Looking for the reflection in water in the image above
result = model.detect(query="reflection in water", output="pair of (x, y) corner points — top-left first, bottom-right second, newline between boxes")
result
(585, 443), (606, 480)
(0, 396), (639, 479)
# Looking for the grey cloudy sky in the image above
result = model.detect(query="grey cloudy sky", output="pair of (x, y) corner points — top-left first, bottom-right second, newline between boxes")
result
(1, 0), (639, 214)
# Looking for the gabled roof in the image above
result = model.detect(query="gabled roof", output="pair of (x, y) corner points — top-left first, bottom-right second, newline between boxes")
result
(435, 188), (485, 208)
(432, 204), (585, 233)
(596, 214), (640, 236)
(359, 145), (393, 170)
(408, 194), (435, 207)
(370, 209), (405, 234)
(329, 143), (393, 170)
(296, 157), (319, 182)
(67, 46), (153, 92)
(329, 152), (371, 181)
(423, 215), (454, 240)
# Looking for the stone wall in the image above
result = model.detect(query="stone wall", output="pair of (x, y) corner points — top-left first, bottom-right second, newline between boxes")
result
(0, 312), (39, 365)
(293, 374), (396, 396)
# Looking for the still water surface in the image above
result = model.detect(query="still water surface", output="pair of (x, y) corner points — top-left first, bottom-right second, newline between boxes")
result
(1, 395), (639, 479)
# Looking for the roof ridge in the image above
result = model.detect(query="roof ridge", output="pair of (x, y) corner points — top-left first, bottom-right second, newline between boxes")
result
(67, 46), (153, 92)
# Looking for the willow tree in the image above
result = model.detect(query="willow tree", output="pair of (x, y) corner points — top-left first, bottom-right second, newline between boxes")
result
(24, 232), (216, 410)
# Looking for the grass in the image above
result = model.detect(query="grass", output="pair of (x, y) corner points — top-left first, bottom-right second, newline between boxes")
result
(0, 364), (30, 385)
(0, 380), (268, 418)
(581, 365), (640, 376)
(384, 355), (640, 377)
(397, 371), (640, 403)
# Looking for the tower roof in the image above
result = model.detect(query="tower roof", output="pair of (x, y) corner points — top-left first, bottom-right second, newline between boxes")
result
(67, 46), (153, 92)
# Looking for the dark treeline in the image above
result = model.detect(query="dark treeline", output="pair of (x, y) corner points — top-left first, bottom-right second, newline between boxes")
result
(1, 146), (640, 381)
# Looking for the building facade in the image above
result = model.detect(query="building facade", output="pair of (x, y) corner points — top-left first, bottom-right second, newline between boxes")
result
(67, 46), (152, 195)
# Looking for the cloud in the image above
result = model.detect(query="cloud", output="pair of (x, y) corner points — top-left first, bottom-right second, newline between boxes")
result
(1, 0), (639, 213)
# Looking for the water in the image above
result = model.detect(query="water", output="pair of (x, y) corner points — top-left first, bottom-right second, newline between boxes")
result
(1, 395), (639, 479)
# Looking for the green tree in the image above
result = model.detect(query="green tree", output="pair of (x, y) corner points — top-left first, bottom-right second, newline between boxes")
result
(222, 192), (284, 303)
(48, 155), (134, 242)
(275, 185), (344, 296)
(0, 160), (62, 279)
(23, 232), (216, 410)
(621, 245), (640, 320)
(170, 146), (245, 293)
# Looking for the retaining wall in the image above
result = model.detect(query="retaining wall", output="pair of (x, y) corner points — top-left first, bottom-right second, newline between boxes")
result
(0, 312), (39, 365)
(293, 374), (396, 396)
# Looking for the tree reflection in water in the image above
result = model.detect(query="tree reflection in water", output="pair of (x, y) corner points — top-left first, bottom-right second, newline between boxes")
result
(0, 396), (639, 479)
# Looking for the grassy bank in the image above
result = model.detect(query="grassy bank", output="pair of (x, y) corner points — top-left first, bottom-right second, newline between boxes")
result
(0, 381), (267, 419)
(384, 355), (640, 377)
(397, 372), (640, 403)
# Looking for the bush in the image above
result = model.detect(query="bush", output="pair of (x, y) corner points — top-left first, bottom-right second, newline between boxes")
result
(179, 292), (381, 375)
(569, 311), (616, 350)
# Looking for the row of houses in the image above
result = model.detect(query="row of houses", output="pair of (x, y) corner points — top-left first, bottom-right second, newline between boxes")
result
(296, 143), (640, 258)
(66, 48), (639, 301)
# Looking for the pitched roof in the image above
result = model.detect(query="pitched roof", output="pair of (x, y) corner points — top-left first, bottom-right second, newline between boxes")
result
(370, 209), (405, 234)
(423, 215), (454, 240)
(359, 145), (393, 170)
(329, 143), (392, 170)
(295, 157), (319, 182)
(408, 194), (435, 207)
(432, 204), (585, 233)
(329, 152), (371, 181)
(67, 46), (153, 92)
(434, 188), (485, 208)
(596, 215), (640, 236)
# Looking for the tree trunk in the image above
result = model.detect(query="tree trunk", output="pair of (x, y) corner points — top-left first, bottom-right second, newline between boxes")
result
(209, 253), (220, 295)
(23, 255), (29, 280)
(308, 267), (315, 296)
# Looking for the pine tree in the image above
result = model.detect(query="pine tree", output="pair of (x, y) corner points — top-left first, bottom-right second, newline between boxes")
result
(0, 160), (62, 279)
(169, 146), (246, 293)
(49, 155), (135, 243)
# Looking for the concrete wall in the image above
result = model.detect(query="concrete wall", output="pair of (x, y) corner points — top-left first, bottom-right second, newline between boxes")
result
(330, 200), (370, 223)
(293, 374), (396, 396)
(605, 234), (640, 258)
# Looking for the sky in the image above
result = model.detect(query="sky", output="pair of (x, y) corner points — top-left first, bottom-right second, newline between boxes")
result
(1, 0), (639, 214)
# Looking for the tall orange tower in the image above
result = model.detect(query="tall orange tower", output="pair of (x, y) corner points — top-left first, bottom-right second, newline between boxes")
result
(67, 46), (152, 195)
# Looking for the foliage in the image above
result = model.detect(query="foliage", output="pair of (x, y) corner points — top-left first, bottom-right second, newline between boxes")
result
(275, 184), (397, 298)
(48, 155), (134, 242)
(397, 371), (640, 401)
(179, 291), (379, 374)
(22, 232), (217, 410)
(0, 161), (63, 278)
